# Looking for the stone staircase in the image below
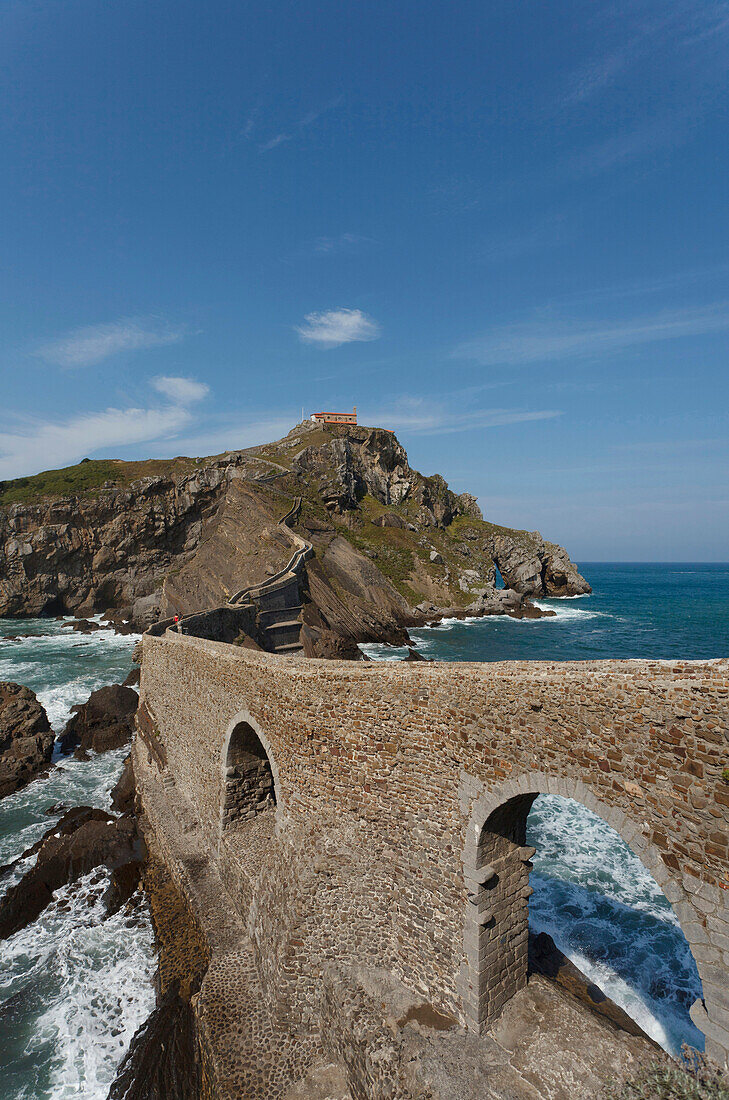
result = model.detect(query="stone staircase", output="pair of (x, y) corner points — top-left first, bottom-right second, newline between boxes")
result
(149, 494), (313, 654)
(227, 496), (313, 656)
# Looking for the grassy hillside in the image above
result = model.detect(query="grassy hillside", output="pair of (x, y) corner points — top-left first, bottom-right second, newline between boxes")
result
(0, 455), (202, 507)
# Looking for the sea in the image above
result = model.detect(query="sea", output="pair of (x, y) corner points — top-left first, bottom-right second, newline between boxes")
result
(0, 563), (726, 1096)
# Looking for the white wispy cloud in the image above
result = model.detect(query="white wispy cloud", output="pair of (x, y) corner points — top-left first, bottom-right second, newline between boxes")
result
(38, 318), (183, 368)
(313, 233), (373, 255)
(0, 373), (211, 480)
(241, 109), (258, 139)
(152, 376), (210, 404)
(144, 415), (297, 460)
(295, 308), (381, 348)
(259, 133), (292, 152)
(363, 394), (561, 436)
(454, 303), (729, 366)
(559, 4), (729, 109)
(565, 43), (638, 105)
(255, 98), (342, 154)
(567, 115), (687, 178)
(0, 406), (192, 481)
(482, 213), (568, 263)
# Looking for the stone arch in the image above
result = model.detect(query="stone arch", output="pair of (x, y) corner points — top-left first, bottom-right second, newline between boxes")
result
(220, 710), (282, 832)
(460, 770), (710, 1052)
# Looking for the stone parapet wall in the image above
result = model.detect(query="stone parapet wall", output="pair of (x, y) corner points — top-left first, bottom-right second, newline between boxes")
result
(139, 633), (729, 1064)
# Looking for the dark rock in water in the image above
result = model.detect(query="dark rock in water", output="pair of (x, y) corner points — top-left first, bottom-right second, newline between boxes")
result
(123, 667), (141, 688)
(403, 647), (428, 662)
(101, 608), (139, 635)
(105, 858), (145, 914)
(64, 618), (103, 634)
(59, 684), (138, 755)
(0, 805), (144, 939)
(44, 802), (68, 816)
(509, 602), (556, 620)
(0, 682), (55, 799)
(107, 981), (201, 1100)
(73, 747), (91, 761)
(111, 754), (135, 814)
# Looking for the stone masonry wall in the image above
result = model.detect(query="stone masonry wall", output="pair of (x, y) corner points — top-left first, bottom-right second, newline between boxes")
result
(139, 633), (729, 1064)
(222, 722), (276, 828)
(473, 796), (537, 1024)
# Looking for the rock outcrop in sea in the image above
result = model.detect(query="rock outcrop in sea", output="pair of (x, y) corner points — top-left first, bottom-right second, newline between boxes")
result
(0, 804), (144, 939)
(0, 681), (55, 797)
(58, 683), (138, 755)
(0, 422), (590, 648)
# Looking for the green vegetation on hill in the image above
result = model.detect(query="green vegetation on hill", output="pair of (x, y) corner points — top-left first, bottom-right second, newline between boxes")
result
(0, 456), (201, 507)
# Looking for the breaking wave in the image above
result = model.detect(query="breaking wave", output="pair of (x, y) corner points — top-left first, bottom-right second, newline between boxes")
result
(0, 620), (155, 1100)
(0, 871), (156, 1099)
(529, 795), (702, 1056)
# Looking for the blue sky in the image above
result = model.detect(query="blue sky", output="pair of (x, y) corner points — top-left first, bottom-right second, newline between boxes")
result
(1, 0), (728, 559)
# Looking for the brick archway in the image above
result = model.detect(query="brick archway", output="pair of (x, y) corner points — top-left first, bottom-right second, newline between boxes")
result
(220, 710), (283, 834)
(460, 771), (716, 1055)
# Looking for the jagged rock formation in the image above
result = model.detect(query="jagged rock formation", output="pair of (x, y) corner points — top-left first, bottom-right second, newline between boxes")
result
(107, 983), (201, 1100)
(0, 681), (55, 798)
(0, 805), (143, 938)
(58, 683), (139, 755)
(0, 423), (590, 646)
(484, 529), (591, 598)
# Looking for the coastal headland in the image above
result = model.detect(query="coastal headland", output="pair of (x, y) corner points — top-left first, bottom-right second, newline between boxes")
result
(1, 423), (726, 1098)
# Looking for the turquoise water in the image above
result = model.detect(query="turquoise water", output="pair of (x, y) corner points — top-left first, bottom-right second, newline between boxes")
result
(362, 563), (729, 1056)
(396, 563), (729, 663)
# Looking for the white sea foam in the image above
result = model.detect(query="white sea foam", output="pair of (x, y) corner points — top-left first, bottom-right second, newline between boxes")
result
(0, 619), (139, 731)
(0, 624), (154, 1099)
(1, 872), (156, 1099)
(359, 603), (606, 661)
(544, 592), (591, 599)
(0, 747), (130, 883)
(533, 600), (603, 622)
(528, 795), (702, 1056)
(358, 643), (409, 661)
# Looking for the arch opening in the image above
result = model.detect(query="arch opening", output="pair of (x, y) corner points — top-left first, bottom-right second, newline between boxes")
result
(526, 794), (703, 1056)
(467, 789), (703, 1058)
(222, 720), (276, 830)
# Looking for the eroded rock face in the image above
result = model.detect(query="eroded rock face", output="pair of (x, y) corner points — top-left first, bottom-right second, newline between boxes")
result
(485, 532), (590, 598)
(111, 754), (136, 814)
(0, 422), (589, 647)
(59, 684), (138, 755)
(0, 682), (55, 799)
(0, 463), (234, 623)
(293, 428), (482, 527)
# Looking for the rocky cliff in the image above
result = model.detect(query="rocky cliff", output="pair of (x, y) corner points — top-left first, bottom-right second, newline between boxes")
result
(0, 422), (589, 646)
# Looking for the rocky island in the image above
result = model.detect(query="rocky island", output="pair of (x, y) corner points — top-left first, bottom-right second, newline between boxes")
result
(0, 420), (589, 656)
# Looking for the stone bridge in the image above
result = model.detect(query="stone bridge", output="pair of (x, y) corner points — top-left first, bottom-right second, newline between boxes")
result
(136, 631), (729, 1094)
